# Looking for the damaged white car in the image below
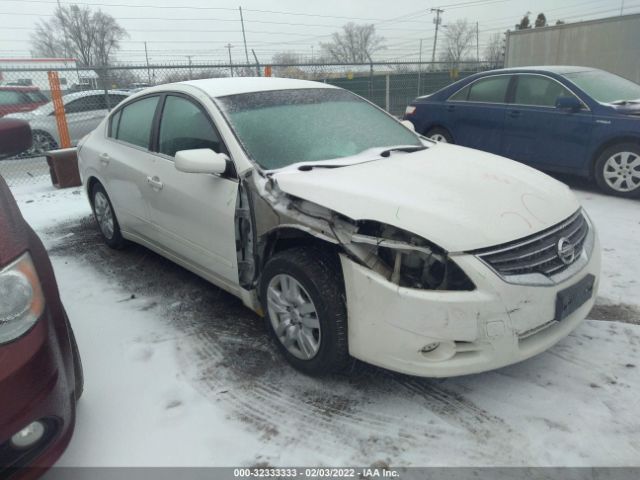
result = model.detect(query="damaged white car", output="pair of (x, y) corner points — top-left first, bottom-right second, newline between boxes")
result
(77, 78), (601, 377)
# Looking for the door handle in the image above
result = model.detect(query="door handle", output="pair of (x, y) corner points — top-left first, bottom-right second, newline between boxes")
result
(446, 105), (456, 112)
(99, 153), (110, 166)
(509, 110), (521, 118)
(146, 175), (164, 191)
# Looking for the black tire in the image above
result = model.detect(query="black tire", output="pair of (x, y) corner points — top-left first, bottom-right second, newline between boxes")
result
(69, 325), (84, 401)
(594, 143), (640, 198)
(91, 182), (126, 249)
(425, 127), (454, 144)
(260, 247), (350, 375)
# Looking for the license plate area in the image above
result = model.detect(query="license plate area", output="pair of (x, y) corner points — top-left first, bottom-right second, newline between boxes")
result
(555, 274), (595, 321)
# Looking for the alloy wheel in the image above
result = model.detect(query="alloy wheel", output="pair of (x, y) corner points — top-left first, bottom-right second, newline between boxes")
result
(266, 274), (321, 360)
(430, 133), (448, 143)
(94, 191), (115, 239)
(603, 151), (640, 193)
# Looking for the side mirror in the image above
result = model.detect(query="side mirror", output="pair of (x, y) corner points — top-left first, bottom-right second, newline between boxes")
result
(555, 96), (582, 112)
(175, 148), (229, 175)
(400, 119), (415, 132)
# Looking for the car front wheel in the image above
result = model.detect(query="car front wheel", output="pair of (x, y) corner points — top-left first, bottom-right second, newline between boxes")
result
(91, 183), (126, 249)
(594, 143), (640, 198)
(260, 247), (350, 375)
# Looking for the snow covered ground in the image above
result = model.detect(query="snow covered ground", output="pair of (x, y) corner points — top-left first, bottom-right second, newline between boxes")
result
(8, 177), (640, 469)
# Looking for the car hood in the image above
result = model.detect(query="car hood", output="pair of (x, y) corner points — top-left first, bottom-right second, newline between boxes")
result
(272, 144), (580, 252)
(4, 111), (39, 121)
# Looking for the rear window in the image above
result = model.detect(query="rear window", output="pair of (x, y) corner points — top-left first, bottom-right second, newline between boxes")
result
(115, 96), (159, 148)
(0, 90), (23, 106)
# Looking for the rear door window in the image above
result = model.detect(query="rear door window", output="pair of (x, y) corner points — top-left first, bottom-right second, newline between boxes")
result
(467, 76), (511, 103)
(65, 95), (107, 113)
(115, 96), (159, 149)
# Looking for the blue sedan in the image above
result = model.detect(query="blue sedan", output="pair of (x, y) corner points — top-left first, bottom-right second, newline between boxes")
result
(404, 66), (640, 197)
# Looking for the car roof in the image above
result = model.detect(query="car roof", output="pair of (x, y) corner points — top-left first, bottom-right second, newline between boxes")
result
(483, 65), (597, 75)
(61, 89), (131, 102)
(146, 77), (338, 98)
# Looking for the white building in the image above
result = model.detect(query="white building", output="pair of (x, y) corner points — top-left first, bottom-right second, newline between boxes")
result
(0, 58), (99, 94)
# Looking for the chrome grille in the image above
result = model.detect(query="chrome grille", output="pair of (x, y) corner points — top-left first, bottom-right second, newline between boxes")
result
(474, 210), (589, 278)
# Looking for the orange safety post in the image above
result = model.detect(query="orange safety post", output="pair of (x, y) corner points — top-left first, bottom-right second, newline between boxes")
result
(264, 65), (272, 77)
(47, 71), (71, 148)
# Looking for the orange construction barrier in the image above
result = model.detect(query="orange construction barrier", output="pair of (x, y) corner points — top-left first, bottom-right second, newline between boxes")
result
(47, 71), (71, 148)
(264, 65), (272, 77)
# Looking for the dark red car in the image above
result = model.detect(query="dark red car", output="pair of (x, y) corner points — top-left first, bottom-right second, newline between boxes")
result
(0, 123), (82, 478)
(0, 87), (49, 117)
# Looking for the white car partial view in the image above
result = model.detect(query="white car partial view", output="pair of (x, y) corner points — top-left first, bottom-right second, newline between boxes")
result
(77, 77), (601, 377)
(6, 90), (130, 154)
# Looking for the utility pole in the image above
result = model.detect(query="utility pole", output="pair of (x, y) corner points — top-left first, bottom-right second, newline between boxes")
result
(144, 41), (151, 84)
(226, 43), (234, 77)
(186, 55), (193, 79)
(417, 38), (423, 96)
(311, 45), (314, 62)
(430, 8), (444, 70)
(239, 7), (250, 64)
(476, 22), (480, 66)
(620, 0), (625, 15)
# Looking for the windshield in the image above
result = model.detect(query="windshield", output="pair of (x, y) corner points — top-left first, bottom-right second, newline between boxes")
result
(563, 70), (640, 104)
(216, 88), (421, 170)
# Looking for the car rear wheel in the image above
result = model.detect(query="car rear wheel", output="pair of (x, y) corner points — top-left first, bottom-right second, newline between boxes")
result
(426, 127), (453, 143)
(260, 247), (350, 375)
(594, 143), (640, 198)
(91, 183), (126, 249)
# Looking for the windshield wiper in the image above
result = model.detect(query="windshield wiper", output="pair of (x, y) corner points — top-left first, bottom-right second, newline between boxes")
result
(380, 146), (427, 157)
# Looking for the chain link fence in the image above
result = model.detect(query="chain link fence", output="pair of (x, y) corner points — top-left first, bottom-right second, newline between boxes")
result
(0, 60), (497, 187)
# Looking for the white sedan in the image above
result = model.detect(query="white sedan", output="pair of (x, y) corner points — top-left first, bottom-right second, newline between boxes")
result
(6, 90), (129, 154)
(77, 77), (601, 377)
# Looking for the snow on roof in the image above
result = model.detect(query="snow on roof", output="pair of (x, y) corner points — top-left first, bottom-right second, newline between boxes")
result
(180, 77), (337, 98)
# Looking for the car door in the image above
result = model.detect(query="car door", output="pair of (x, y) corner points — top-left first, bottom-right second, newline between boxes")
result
(64, 94), (108, 143)
(501, 74), (593, 171)
(99, 95), (160, 240)
(144, 94), (240, 286)
(445, 75), (512, 154)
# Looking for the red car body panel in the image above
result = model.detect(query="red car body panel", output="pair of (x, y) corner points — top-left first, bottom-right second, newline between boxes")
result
(0, 175), (80, 479)
(0, 87), (48, 117)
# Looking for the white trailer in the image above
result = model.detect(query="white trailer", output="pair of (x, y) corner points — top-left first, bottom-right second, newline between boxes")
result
(505, 13), (640, 83)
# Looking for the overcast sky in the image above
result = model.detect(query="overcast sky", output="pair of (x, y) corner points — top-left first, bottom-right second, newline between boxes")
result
(0, 0), (634, 64)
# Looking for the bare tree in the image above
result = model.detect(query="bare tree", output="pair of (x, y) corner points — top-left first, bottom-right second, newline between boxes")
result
(271, 51), (307, 78)
(484, 32), (504, 68)
(440, 19), (475, 69)
(31, 4), (126, 67)
(535, 13), (547, 28)
(320, 23), (385, 63)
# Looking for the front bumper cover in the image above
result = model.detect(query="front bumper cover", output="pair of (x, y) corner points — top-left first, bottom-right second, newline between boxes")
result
(340, 232), (601, 378)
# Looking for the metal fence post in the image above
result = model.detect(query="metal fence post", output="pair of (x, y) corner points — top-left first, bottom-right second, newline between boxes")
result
(385, 74), (390, 112)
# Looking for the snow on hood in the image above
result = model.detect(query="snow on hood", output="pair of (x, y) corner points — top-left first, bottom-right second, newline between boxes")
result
(272, 143), (580, 252)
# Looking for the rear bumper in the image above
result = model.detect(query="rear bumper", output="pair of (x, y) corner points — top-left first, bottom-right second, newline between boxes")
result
(0, 308), (77, 479)
(340, 233), (601, 378)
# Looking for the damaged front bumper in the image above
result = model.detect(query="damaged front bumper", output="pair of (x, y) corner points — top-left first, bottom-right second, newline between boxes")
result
(340, 233), (601, 378)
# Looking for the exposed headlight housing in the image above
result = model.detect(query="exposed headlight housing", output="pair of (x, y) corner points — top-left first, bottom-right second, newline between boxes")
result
(0, 252), (45, 343)
(349, 222), (474, 291)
